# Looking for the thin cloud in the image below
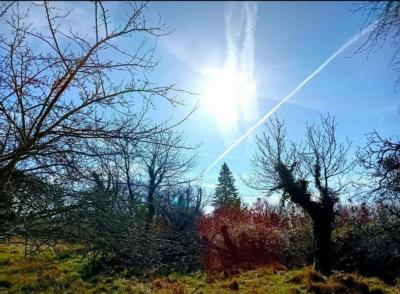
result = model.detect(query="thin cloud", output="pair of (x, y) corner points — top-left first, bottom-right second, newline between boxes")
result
(216, 2), (258, 144)
(203, 22), (376, 176)
(239, 2), (258, 125)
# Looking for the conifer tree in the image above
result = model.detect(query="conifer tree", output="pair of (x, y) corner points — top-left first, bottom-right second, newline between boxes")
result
(212, 163), (240, 209)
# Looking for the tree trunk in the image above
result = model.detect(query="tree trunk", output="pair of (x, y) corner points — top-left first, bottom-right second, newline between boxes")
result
(147, 192), (155, 225)
(146, 183), (156, 232)
(297, 201), (334, 274)
(312, 215), (333, 274)
(276, 162), (336, 274)
(220, 224), (239, 266)
(294, 199), (334, 274)
(0, 168), (12, 238)
(0, 191), (7, 238)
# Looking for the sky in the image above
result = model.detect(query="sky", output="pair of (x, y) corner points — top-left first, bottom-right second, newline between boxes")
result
(11, 1), (399, 205)
(141, 1), (399, 204)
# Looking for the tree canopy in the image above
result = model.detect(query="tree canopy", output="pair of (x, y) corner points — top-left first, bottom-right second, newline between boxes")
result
(212, 163), (240, 209)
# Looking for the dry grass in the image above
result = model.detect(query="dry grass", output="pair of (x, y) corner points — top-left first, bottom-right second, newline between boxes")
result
(0, 243), (399, 293)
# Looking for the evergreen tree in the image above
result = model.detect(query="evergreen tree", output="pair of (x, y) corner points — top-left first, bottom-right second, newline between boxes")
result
(212, 163), (240, 209)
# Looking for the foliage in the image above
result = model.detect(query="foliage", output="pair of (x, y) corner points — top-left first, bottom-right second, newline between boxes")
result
(212, 163), (240, 209)
(332, 204), (400, 283)
(198, 199), (313, 273)
(199, 198), (400, 282)
(66, 176), (204, 277)
(0, 1), (399, 287)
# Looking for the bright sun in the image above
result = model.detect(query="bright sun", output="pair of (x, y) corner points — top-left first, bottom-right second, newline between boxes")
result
(201, 66), (255, 131)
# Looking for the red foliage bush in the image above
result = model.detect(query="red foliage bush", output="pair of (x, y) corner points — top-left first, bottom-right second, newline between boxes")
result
(198, 200), (399, 278)
(334, 203), (372, 228)
(197, 199), (311, 272)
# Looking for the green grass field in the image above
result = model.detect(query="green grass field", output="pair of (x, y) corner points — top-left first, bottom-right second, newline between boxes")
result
(1, 243), (399, 294)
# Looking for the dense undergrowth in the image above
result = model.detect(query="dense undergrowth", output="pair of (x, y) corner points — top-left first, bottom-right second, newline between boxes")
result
(198, 202), (400, 283)
(1, 242), (399, 294)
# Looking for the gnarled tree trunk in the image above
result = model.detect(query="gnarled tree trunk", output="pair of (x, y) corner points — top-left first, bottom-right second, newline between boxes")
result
(277, 162), (335, 274)
(311, 208), (334, 274)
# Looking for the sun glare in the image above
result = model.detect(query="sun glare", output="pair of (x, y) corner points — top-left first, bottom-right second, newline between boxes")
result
(201, 66), (255, 131)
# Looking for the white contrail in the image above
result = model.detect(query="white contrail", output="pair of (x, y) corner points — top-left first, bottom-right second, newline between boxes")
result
(203, 24), (375, 176)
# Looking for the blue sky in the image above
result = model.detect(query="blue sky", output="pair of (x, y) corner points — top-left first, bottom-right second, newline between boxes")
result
(15, 1), (399, 205)
(145, 1), (399, 204)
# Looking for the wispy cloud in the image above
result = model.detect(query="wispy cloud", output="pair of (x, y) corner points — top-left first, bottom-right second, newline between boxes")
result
(204, 22), (376, 175)
(216, 2), (259, 144)
(239, 2), (258, 125)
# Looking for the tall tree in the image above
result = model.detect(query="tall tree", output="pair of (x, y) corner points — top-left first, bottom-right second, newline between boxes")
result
(212, 163), (240, 209)
(246, 115), (353, 274)
(0, 1), (186, 237)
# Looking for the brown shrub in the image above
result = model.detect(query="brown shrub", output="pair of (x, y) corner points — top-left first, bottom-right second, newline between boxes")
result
(197, 201), (311, 272)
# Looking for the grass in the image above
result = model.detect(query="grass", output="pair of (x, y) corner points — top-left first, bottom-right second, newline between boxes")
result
(0, 243), (399, 293)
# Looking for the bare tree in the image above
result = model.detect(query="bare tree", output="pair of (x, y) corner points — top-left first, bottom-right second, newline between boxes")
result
(354, 1), (400, 243)
(58, 141), (203, 275)
(355, 1), (400, 84)
(0, 1), (187, 236)
(358, 131), (400, 242)
(160, 183), (203, 230)
(156, 183), (204, 272)
(137, 131), (198, 227)
(246, 115), (353, 274)
(0, 1), (14, 18)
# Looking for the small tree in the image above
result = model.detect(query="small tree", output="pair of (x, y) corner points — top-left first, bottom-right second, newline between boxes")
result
(246, 115), (353, 274)
(212, 163), (240, 209)
(358, 131), (400, 244)
(138, 131), (197, 227)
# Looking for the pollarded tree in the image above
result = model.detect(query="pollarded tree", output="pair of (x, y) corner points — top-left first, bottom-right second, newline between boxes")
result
(212, 163), (240, 209)
(246, 115), (353, 274)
